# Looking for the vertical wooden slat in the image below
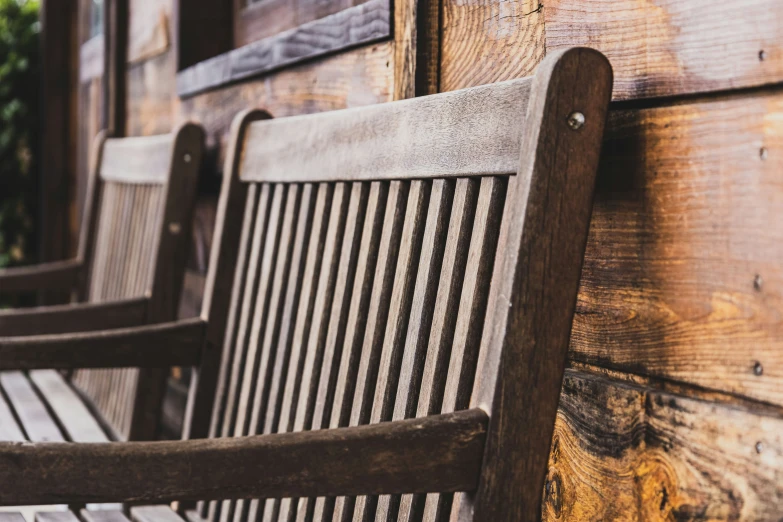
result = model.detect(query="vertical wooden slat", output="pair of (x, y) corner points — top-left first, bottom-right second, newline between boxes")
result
(233, 184), (287, 440)
(295, 182), (370, 522)
(421, 176), (507, 522)
(203, 184), (260, 522)
(246, 183), (331, 522)
(395, 179), (479, 522)
(311, 182), (387, 522)
(332, 181), (408, 522)
(352, 180), (431, 522)
(275, 183), (352, 522)
(245, 184), (302, 436)
(216, 183), (273, 522)
(375, 179), (454, 522)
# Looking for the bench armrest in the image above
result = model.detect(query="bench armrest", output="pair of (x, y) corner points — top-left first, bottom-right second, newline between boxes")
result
(0, 318), (206, 370)
(0, 297), (149, 336)
(0, 259), (82, 294)
(0, 409), (487, 506)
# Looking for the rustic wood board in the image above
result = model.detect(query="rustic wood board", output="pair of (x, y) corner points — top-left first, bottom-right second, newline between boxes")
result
(440, 0), (544, 93)
(178, 42), (394, 170)
(543, 369), (783, 520)
(571, 88), (783, 407)
(177, 0), (391, 97)
(441, 0), (783, 100)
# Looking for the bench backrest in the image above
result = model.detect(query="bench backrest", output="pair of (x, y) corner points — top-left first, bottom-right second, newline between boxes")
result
(71, 124), (204, 439)
(185, 47), (612, 522)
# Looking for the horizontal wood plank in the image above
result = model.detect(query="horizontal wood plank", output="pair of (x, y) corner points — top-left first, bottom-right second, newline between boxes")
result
(176, 0), (391, 97)
(100, 134), (174, 184)
(239, 77), (531, 183)
(0, 388), (25, 441)
(29, 370), (108, 442)
(0, 260), (81, 295)
(0, 318), (205, 370)
(0, 372), (64, 442)
(571, 87), (783, 407)
(542, 369), (783, 520)
(34, 512), (80, 522)
(0, 410), (486, 505)
(0, 297), (148, 337)
(178, 42), (393, 169)
(545, 0), (783, 101)
(441, 0), (783, 100)
(130, 507), (185, 522)
(80, 510), (132, 522)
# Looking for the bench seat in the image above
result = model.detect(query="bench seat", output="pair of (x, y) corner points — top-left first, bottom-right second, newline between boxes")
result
(0, 371), (112, 443)
(0, 506), (187, 522)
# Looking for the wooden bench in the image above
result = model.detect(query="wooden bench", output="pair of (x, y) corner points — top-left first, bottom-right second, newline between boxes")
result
(0, 48), (612, 522)
(0, 124), (204, 441)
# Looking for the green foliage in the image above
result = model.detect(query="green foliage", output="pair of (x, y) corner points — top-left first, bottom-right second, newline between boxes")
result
(0, 0), (39, 269)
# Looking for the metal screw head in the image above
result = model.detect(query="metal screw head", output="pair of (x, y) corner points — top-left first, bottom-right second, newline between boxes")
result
(169, 222), (182, 235)
(759, 50), (766, 61)
(760, 147), (768, 160)
(183, 153), (192, 163)
(755, 441), (764, 454)
(753, 361), (764, 376)
(754, 274), (763, 291)
(567, 111), (586, 131)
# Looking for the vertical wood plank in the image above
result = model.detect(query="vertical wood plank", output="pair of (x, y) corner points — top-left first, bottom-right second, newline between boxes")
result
(312, 182), (387, 522)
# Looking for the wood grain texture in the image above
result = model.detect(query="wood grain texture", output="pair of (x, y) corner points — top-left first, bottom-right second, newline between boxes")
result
(0, 319), (205, 370)
(176, 0), (391, 97)
(542, 369), (783, 521)
(467, 47), (612, 522)
(178, 42), (392, 153)
(0, 297), (148, 337)
(440, 0), (544, 92)
(571, 87), (783, 408)
(0, 410), (487, 506)
(0, 260), (82, 295)
(29, 370), (109, 442)
(0, 371), (65, 442)
(442, 0), (783, 99)
(239, 77), (532, 183)
(545, 0), (783, 101)
(81, 510), (132, 522)
(100, 133), (176, 183)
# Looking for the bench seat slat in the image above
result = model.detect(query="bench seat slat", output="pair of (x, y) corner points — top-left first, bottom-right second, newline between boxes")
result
(131, 507), (186, 522)
(29, 371), (108, 443)
(80, 510), (132, 522)
(0, 382), (25, 442)
(0, 372), (64, 442)
(34, 512), (80, 522)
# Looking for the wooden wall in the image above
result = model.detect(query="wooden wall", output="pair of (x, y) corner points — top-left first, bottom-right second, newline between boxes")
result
(69, 0), (783, 517)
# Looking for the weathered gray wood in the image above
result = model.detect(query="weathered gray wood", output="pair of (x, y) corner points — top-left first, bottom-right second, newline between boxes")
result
(176, 0), (391, 97)
(184, 110), (271, 442)
(29, 370), (108, 442)
(239, 77), (532, 184)
(0, 260), (82, 295)
(131, 506), (186, 522)
(0, 319), (205, 370)
(80, 509), (132, 522)
(34, 511), (80, 522)
(129, 122), (205, 442)
(0, 385), (26, 441)
(99, 134), (175, 184)
(0, 410), (487, 506)
(0, 371), (64, 442)
(0, 297), (148, 337)
(0, 515), (25, 522)
(466, 47), (613, 522)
